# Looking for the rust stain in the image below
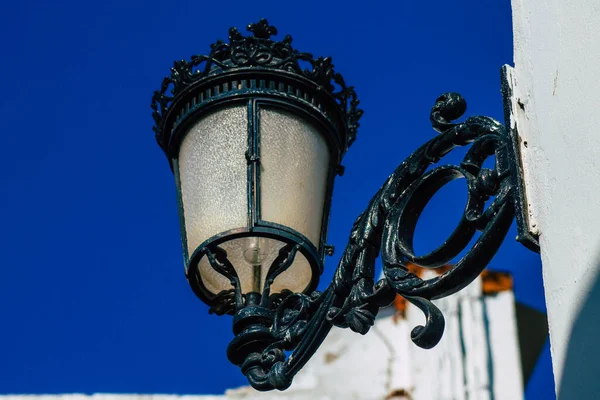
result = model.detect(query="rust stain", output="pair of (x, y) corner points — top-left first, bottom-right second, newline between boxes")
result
(391, 264), (512, 319)
(481, 269), (513, 294)
(392, 295), (408, 322)
(385, 389), (414, 399)
(324, 352), (339, 364)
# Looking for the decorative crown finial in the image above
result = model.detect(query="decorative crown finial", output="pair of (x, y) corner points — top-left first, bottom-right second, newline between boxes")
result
(247, 18), (278, 39)
(151, 20), (363, 154)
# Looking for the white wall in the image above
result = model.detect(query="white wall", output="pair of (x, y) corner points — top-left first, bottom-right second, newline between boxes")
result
(410, 277), (523, 400)
(1, 276), (522, 400)
(509, 0), (600, 396)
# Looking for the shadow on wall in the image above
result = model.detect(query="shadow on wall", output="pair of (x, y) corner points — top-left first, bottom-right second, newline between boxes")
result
(558, 258), (600, 398)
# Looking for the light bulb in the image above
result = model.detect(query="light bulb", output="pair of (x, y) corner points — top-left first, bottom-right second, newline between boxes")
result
(243, 237), (270, 265)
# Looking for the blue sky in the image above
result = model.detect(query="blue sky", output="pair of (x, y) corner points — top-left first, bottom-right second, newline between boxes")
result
(0, 0), (554, 398)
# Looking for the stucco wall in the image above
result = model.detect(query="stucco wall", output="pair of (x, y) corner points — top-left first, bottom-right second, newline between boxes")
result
(510, 0), (600, 396)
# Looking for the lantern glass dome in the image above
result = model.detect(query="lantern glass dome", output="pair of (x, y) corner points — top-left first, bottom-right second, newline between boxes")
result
(176, 103), (332, 297)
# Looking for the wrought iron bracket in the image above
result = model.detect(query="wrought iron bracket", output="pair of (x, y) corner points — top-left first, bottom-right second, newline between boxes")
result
(197, 89), (540, 391)
(152, 19), (540, 392)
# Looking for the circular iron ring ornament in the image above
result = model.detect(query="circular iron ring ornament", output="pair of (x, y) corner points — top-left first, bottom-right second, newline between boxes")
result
(392, 166), (480, 268)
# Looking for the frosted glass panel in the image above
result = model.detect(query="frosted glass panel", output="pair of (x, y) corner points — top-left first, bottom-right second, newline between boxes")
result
(178, 106), (248, 256)
(260, 108), (330, 247)
(198, 237), (312, 294)
(270, 251), (312, 294)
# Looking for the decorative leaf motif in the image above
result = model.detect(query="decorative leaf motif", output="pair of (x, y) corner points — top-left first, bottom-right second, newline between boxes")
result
(208, 289), (237, 316)
(264, 244), (301, 289)
(204, 245), (238, 285)
(268, 289), (293, 309)
(247, 19), (278, 39)
(345, 305), (376, 335)
(273, 293), (314, 336)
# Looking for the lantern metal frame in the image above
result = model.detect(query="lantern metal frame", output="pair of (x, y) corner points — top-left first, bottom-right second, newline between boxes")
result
(151, 19), (539, 392)
(152, 20), (362, 311)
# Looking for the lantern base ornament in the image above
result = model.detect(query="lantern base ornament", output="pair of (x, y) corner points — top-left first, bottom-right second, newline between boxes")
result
(152, 20), (539, 392)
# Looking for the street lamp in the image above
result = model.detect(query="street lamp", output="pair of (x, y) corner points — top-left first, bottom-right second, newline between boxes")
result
(151, 19), (537, 391)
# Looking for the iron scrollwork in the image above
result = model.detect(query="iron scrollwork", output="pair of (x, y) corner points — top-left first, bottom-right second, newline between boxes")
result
(207, 92), (520, 391)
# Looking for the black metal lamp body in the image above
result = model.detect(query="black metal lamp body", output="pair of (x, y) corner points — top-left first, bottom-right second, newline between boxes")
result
(152, 20), (538, 391)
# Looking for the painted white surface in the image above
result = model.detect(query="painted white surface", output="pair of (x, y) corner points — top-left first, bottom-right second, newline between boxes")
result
(2, 276), (522, 400)
(502, 66), (540, 236)
(410, 276), (523, 400)
(510, 0), (600, 396)
(485, 291), (524, 400)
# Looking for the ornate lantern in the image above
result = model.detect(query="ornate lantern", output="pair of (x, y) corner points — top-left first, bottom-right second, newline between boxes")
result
(152, 19), (360, 314)
(152, 19), (538, 391)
